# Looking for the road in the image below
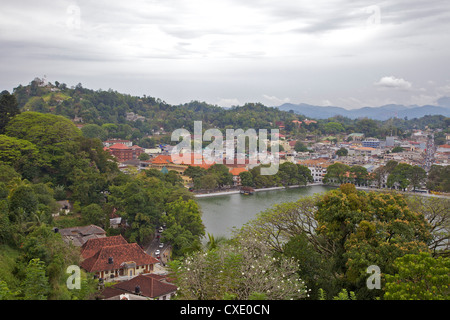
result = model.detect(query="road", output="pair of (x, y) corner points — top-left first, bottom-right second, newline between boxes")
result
(145, 230), (170, 266)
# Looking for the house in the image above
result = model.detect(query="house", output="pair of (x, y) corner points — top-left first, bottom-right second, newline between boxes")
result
(106, 143), (144, 162)
(229, 167), (248, 186)
(58, 225), (107, 247)
(362, 138), (380, 148)
(53, 200), (72, 217)
(347, 133), (364, 141)
(292, 120), (302, 128)
(298, 159), (331, 183)
(80, 242), (159, 282)
(100, 274), (178, 300)
(349, 146), (381, 157)
(303, 119), (317, 125)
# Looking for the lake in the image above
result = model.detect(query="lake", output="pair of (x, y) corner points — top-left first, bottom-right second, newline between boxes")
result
(196, 185), (334, 239)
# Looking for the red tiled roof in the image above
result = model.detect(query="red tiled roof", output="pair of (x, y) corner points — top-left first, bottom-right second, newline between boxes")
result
(229, 167), (247, 176)
(151, 155), (173, 164)
(81, 243), (158, 273)
(112, 274), (178, 299)
(80, 235), (128, 259)
(109, 143), (130, 150)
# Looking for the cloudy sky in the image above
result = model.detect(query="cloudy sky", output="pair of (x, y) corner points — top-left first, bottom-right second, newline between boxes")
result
(1, 0), (450, 109)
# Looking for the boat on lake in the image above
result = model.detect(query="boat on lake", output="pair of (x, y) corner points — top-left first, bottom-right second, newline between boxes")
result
(240, 186), (255, 195)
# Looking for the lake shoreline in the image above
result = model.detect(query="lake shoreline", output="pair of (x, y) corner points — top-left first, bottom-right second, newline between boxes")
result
(194, 183), (325, 198)
(194, 183), (449, 199)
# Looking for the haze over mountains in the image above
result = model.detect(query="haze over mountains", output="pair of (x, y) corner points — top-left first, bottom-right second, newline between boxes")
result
(275, 97), (450, 121)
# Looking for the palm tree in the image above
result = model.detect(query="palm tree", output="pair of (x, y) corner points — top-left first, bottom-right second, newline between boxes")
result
(204, 233), (228, 252)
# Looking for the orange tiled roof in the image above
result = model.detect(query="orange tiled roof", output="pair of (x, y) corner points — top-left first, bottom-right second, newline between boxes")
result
(151, 155), (173, 164)
(81, 243), (158, 273)
(109, 143), (130, 150)
(229, 167), (248, 176)
(81, 235), (128, 259)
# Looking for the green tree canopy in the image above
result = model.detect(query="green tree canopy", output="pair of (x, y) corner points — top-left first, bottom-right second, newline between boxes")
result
(384, 252), (450, 300)
(0, 91), (20, 134)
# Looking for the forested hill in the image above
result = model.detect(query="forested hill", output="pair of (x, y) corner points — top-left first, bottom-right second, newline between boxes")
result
(8, 78), (450, 144)
(12, 78), (298, 133)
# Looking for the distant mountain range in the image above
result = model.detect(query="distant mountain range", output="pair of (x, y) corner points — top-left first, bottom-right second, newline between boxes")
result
(275, 102), (450, 121)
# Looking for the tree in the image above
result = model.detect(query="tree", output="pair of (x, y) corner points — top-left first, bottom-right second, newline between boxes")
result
(207, 164), (233, 188)
(239, 171), (254, 187)
(161, 198), (205, 258)
(0, 280), (18, 300)
(278, 162), (313, 187)
(22, 258), (49, 300)
(170, 235), (308, 300)
(405, 196), (450, 256)
(391, 146), (404, 153)
(323, 122), (344, 134)
(8, 184), (39, 224)
(283, 232), (330, 299)
(315, 184), (432, 299)
(323, 163), (351, 185)
(184, 165), (207, 180)
(81, 124), (107, 140)
(107, 176), (166, 243)
(0, 135), (41, 179)
(294, 141), (308, 152)
(5, 112), (82, 181)
(81, 203), (108, 228)
(409, 165), (426, 191)
(0, 91), (20, 134)
(18, 224), (81, 299)
(194, 173), (219, 190)
(138, 152), (150, 161)
(387, 163), (412, 190)
(426, 165), (450, 192)
(349, 165), (369, 186)
(384, 253), (450, 300)
(336, 147), (348, 157)
(355, 118), (379, 137)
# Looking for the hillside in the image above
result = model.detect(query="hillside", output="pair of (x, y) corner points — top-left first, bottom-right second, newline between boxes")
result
(5, 78), (450, 145)
(276, 102), (450, 120)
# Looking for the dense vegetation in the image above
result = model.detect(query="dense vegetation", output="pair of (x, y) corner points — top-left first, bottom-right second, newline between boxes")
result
(171, 184), (449, 300)
(10, 78), (450, 146)
(0, 92), (205, 299)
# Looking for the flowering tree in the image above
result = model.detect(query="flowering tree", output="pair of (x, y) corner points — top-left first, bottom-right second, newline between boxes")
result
(169, 236), (308, 300)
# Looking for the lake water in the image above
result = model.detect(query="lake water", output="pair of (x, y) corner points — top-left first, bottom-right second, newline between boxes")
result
(196, 185), (334, 239)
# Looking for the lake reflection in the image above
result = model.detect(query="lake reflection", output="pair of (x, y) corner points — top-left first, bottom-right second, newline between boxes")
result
(196, 185), (333, 239)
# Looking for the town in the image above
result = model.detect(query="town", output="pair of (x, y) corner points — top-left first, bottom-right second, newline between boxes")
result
(100, 120), (449, 194)
(0, 81), (449, 302)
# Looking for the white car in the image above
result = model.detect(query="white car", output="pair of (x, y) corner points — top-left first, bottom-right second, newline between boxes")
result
(159, 243), (164, 248)
(155, 250), (160, 256)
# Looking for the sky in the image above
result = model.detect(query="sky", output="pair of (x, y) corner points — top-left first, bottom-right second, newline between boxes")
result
(1, 0), (450, 109)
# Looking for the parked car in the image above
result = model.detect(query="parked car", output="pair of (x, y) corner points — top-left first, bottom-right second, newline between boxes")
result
(155, 250), (160, 256)
(159, 243), (164, 248)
